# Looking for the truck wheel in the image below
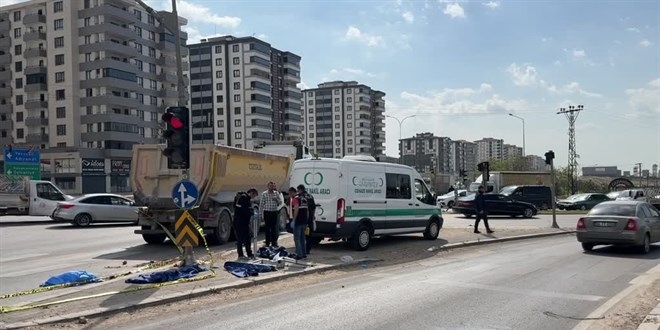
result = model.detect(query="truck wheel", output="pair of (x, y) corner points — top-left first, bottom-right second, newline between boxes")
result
(141, 226), (166, 244)
(349, 225), (372, 251)
(209, 211), (232, 245)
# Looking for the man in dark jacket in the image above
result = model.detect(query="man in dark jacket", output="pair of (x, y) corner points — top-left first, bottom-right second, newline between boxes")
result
(474, 185), (494, 234)
(234, 188), (258, 258)
(297, 185), (317, 255)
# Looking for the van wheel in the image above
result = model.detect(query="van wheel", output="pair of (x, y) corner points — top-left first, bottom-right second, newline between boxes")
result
(209, 211), (232, 245)
(423, 218), (440, 240)
(350, 225), (371, 251)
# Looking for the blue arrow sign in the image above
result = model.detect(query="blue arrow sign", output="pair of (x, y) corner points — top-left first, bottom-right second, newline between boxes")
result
(172, 180), (199, 209)
(4, 147), (41, 164)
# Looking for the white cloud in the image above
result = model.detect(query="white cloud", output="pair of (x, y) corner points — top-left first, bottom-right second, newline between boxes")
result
(443, 3), (466, 18)
(640, 39), (652, 47)
(345, 26), (383, 47)
(1, 0), (27, 5)
(483, 1), (500, 9)
(182, 26), (225, 44)
(402, 11), (415, 23)
(572, 49), (587, 59)
(330, 68), (377, 78)
(547, 82), (603, 98)
(625, 78), (660, 116)
(626, 27), (641, 33)
(297, 81), (311, 90)
(506, 63), (538, 86)
(145, 0), (241, 28)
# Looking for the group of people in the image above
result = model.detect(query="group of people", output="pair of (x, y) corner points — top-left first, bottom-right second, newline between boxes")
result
(233, 182), (317, 260)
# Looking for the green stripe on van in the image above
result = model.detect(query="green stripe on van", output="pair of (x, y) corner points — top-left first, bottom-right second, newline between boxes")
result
(345, 208), (441, 218)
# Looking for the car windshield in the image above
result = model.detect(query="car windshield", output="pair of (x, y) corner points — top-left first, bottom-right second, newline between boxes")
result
(499, 186), (517, 195)
(607, 191), (621, 199)
(567, 194), (588, 201)
(588, 203), (637, 217)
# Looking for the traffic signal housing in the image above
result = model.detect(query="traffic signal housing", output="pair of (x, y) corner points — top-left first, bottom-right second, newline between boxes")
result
(460, 169), (467, 181)
(544, 150), (555, 165)
(477, 161), (490, 182)
(162, 106), (190, 169)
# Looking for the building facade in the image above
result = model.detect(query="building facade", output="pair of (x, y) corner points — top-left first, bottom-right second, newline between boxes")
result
(474, 137), (504, 162)
(503, 143), (523, 160)
(400, 132), (452, 174)
(0, 0), (188, 194)
(186, 35), (302, 148)
(581, 166), (620, 177)
(525, 155), (546, 171)
(302, 81), (385, 158)
(450, 139), (477, 176)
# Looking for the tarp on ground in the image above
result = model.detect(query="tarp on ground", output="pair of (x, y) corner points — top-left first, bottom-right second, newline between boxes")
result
(41, 270), (100, 287)
(125, 265), (207, 284)
(224, 261), (276, 278)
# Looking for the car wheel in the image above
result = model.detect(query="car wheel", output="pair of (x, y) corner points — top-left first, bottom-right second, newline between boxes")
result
(523, 208), (534, 218)
(73, 213), (92, 227)
(447, 201), (455, 209)
(350, 225), (371, 251)
(580, 205), (587, 211)
(423, 218), (440, 240)
(581, 243), (594, 251)
(639, 234), (651, 254)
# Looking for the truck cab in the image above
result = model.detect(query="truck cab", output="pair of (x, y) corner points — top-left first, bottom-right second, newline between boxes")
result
(0, 178), (73, 216)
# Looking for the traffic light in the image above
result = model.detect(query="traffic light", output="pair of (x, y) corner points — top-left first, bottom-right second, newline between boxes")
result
(544, 150), (555, 165)
(477, 161), (490, 181)
(162, 106), (190, 169)
(460, 169), (467, 181)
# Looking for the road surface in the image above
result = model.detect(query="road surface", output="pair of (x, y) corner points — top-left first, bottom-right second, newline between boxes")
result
(90, 235), (659, 330)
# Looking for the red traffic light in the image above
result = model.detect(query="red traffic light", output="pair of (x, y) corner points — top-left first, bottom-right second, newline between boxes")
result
(162, 112), (184, 129)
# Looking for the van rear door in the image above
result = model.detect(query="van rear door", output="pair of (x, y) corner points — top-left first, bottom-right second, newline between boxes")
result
(289, 160), (340, 229)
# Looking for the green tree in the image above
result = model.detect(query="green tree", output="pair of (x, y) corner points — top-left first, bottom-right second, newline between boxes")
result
(488, 157), (529, 171)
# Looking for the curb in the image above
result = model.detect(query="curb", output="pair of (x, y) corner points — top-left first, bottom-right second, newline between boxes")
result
(637, 302), (660, 330)
(0, 230), (575, 329)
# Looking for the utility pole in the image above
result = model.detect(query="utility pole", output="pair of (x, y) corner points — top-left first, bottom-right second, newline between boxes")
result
(545, 151), (558, 229)
(384, 114), (416, 164)
(557, 105), (584, 195)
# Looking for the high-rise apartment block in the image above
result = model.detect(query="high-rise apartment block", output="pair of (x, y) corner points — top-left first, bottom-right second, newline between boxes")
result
(450, 140), (477, 175)
(503, 143), (523, 160)
(0, 0), (188, 194)
(186, 35), (302, 148)
(302, 81), (385, 158)
(401, 132), (452, 174)
(475, 137), (504, 162)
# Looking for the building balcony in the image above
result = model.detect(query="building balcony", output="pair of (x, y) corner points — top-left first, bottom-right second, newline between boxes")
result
(26, 133), (49, 144)
(80, 94), (140, 109)
(24, 47), (47, 58)
(23, 30), (47, 42)
(79, 4), (134, 24)
(23, 13), (47, 25)
(158, 88), (178, 98)
(0, 69), (10, 81)
(79, 40), (138, 57)
(24, 99), (48, 110)
(0, 19), (10, 32)
(247, 72), (270, 84)
(283, 68), (301, 83)
(25, 116), (48, 127)
(105, 0), (133, 7)
(24, 65), (47, 75)
(182, 61), (189, 71)
(157, 40), (175, 52)
(24, 83), (47, 93)
(81, 131), (144, 143)
(283, 61), (300, 71)
(0, 119), (12, 130)
(156, 55), (176, 67)
(80, 23), (135, 41)
(244, 62), (270, 76)
(0, 85), (10, 97)
(80, 112), (143, 125)
(158, 72), (177, 84)
(0, 103), (11, 114)
(0, 53), (10, 65)
(79, 58), (137, 74)
(80, 77), (136, 91)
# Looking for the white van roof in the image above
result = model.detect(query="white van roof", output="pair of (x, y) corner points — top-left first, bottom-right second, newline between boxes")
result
(294, 157), (412, 169)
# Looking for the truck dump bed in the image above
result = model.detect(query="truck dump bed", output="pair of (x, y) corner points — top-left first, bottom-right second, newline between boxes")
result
(130, 144), (293, 209)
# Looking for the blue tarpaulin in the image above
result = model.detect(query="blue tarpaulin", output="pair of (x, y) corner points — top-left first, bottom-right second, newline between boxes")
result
(125, 265), (207, 284)
(224, 261), (276, 278)
(257, 246), (290, 260)
(41, 270), (100, 287)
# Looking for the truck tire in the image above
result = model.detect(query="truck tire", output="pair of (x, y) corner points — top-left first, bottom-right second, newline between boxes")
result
(209, 211), (232, 245)
(141, 226), (166, 244)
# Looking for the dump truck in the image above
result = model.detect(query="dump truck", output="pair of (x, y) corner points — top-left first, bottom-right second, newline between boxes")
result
(468, 171), (552, 193)
(131, 143), (307, 245)
(0, 176), (74, 216)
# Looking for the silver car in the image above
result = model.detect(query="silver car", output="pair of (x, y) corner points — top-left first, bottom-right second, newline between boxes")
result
(576, 201), (660, 254)
(52, 193), (139, 227)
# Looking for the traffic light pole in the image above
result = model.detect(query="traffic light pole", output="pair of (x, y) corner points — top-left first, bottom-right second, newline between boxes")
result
(546, 150), (559, 229)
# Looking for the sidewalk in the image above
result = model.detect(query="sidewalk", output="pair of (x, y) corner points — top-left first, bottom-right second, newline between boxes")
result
(638, 302), (660, 330)
(0, 225), (572, 329)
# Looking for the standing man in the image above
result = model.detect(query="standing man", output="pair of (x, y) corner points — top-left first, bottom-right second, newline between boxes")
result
(260, 182), (282, 248)
(292, 184), (309, 260)
(298, 185), (317, 255)
(234, 188), (259, 259)
(474, 185), (494, 234)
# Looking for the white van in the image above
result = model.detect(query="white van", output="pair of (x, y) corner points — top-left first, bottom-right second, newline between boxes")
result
(287, 157), (443, 250)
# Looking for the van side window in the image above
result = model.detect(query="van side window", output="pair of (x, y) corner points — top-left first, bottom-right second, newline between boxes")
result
(386, 173), (411, 199)
(36, 183), (65, 201)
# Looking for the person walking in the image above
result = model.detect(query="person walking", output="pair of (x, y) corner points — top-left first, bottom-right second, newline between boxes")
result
(260, 182), (282, 247)
(474, 185), (494, 234)
(234, 188), (259, 259)
(291, 185), (309, 260)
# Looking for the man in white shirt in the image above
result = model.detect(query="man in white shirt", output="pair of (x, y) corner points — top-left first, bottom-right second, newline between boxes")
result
(259, 181), (282, 247)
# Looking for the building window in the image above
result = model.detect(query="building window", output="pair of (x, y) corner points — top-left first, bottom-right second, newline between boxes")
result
(347, 131), (352, 136)
(309, 133), (314, 138)
(217, 132), (224, 139)
(13, 11), (21, 22)
(347, 114), (352, 119)
(233, 94), (241, 102)
(15, 78), (23, 89)
(347, 106), (352, 111)
(215, 71), (223, 78)
(215, 58), (222, 66)
(55, 54), (64, 65)
(334, 98), (340, 103)
(56, 89), (65, 100)
(56, 125), (66, 136)
(233, 82), (240, 90)
(234, 119), (241, 127)
(215, 45), (222, 53)
(233, 57), (240, 65)
(217, 120), (224, 128)
(347, 97), (352, 102)
(55, 72), (64, 83)
(308, 124), (314, 130)
(14, 44), (22, 55)
(216, 95), (224, 102)
(216, 83), (223, 90)
(233, 70), (240, 77)
(134, 9), (142, 20)
(334, 115), (340, 120)
(54, 37), (64, 48)
(13, 28), (21, 38)
(54, 1), (64, 12)
(16, 112), (23, 122)
(335, 132), (340, 137)
(335, 106), (340, 112)
(234, 107), (241, 114)
(235, 132), (242, 139)
(335, 124), (340, 129)
(308, 109), (313, 113)
(348, 147), (353, 153)
(15, 95), (23, 105)
(15, 61), (22, 72)
(348, 139), (353, 145)
(148, 14), (155, 25)
(217, 108), (224, 115)
(54, 19), (64, 30)
(347, 89), (352, 94)
(16, 128), (24, 139)
(232, 44), (239, 52)
(336, 148), (341, 153)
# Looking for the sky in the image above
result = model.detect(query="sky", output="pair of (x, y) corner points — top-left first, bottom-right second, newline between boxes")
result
(5, 0), (660, 173)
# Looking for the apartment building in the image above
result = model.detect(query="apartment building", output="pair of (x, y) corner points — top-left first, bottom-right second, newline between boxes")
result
(400, 132), (452, 174)
(450, 139), (477, 176)
(186, 35), (302, 148)
(0, 0), (188, 194)
(525, 155), (546, 171)
(503, 143), (523, 160)
(302, 81), (385, 158)
(474, 137), (504, 162)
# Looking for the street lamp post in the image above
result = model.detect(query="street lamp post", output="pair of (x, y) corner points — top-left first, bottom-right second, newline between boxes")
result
(508, 113), (525, 157)
(385, 114), (416, 164)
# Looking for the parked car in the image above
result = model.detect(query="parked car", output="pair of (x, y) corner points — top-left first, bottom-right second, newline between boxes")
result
(453, 193), (538, 218)
(499, 185), (553, 210)
(556, 193), (610, 210)
(52, 193), (139, 227)
(576, 201), (660, 254)
(607, 191), (623, 200)
(437, 189), (468, 208)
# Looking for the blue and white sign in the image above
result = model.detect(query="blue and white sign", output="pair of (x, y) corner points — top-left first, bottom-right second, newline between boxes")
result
(4, 148), (41, 164)
(172, 180), (199, 209)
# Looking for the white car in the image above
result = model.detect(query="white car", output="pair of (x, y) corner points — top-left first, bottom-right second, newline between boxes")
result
(52, 193), (139, 227)
(437, 190), (468, 209)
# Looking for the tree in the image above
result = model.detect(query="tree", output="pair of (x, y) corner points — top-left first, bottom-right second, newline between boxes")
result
(488, 157), (529, 171)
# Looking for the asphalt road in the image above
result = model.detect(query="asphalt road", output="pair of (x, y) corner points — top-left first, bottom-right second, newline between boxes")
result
(0, 213), (579, 296)
(97, 235), (659, 330)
